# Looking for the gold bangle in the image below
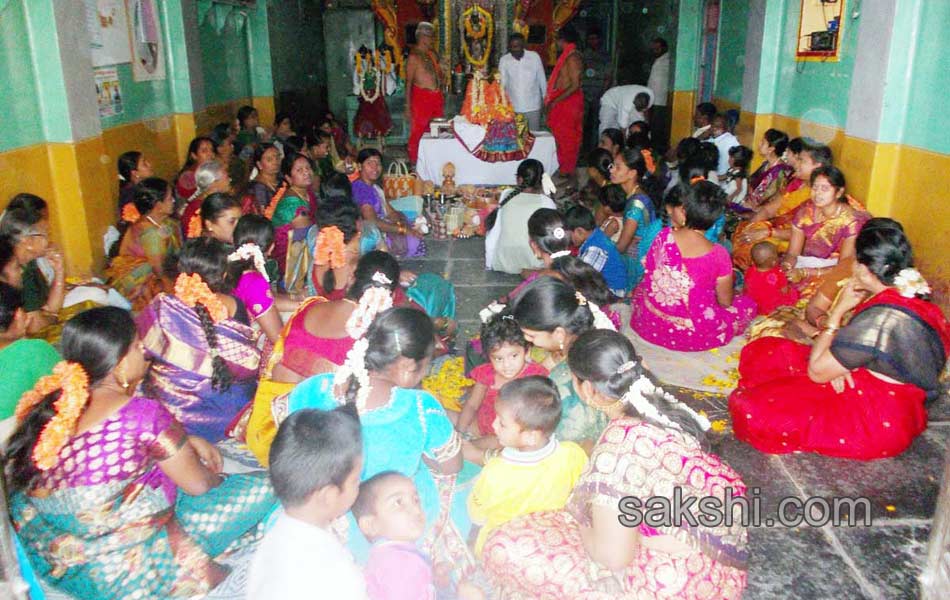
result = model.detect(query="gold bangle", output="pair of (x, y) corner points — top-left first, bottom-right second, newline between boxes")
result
(821, 325), (839, 335)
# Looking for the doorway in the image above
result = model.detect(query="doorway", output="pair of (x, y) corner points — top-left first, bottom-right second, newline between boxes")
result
(697, 0), (720, 103)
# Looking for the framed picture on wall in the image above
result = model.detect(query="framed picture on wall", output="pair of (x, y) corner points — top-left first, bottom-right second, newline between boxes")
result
(127, 0), (166, 81)
(795, 0), (846, 61)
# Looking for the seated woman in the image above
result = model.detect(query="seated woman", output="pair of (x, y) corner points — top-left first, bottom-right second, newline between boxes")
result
(192, 192), (243, 244)
(483, 329), (748, 598)
(631, 181), (756, 351)
(246, 250), (400, 465)
(116, 150), (154, 211)
(241, 143), (285, 216)
(0, 198), (67, 337)
(598, 127), (625, 159)
(228, 215), (295, 344)
(485, 159), (557, 274)
(352, 148), (425, 258)
(211, 122), (248, 193)
(610, 146), (659, 287)
(731, 219), (949, 459)
(311, 195), (363, 301)
(174, 136), (216, 203)
(180, 160), (232, 239)
(780, 166), (869, 293)
(106, 178), (181, 311)
(137, 238), (262, 442)
(285, 308), (471, 565)
(732, 139), (831, 270)
(509, 276), (613, 452)
(270, 152), (317, 279)
(581, 147), (612, 211)
(746, 128), (794, 209)
(7, 307), (274, 600)
(0, 281), (60, 424)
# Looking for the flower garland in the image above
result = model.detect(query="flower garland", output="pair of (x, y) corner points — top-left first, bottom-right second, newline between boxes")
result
(345, 283), (394, 339)
(893, 268), (931, 298)
(478, 301), (506, 323)
(263, 183), (288, 220)
(621, 375), (712, 432)
(121, 203), (142, 224)
(640, 149), (656, 174)
(355, 51), (383, 103)
(334, 337), (371, 413)
(314, 225), (347, 269)
(461, 5), (493, 68)
(422, 356), (474, 412)
(174, 273), (228, 323)
(15, 361), (90, 471)
(463, 6), (489, 39)
(228, 243), (269, 281)
(574, 291), (617, 331)
(186, 212), (203, 239)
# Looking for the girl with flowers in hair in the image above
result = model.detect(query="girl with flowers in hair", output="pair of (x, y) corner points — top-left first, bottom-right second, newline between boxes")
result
(116, 150), (154, 211)
(483, 328), (749, 599)
(286, 307), (472, 569)
(190, 192), (242, 243)
(268, 152), (317, 280)
(240, 143), (285, 216)
(245, 250), (402, 465)
(105, 177), (180, 311)
(610, 146), (662, 285)
(136, 238), (262, 442)
(509, 276), (613, 451)
(6, 307), (275, 599)
(228, 214), (288, 344)
(731, 218), (950, 460)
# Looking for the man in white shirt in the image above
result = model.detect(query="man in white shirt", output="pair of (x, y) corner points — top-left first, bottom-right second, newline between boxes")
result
(692, 102), (717, 139)
(647, 37), (671, 152)
(598, 84), (654, 134)
(709, 113), (740, 175)
(498, 32), (547, 131)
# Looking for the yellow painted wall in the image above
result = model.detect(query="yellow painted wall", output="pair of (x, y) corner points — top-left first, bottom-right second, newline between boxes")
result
(671, 90), (697, 147)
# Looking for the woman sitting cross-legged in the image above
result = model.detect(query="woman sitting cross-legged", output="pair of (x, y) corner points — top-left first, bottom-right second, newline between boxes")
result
(631, 180), (756, 351)
(137, 238), (262, 442)
(730, 218), (950, 460)
(484, 158), (557, 274)
(284, 307), (472, 565)
(351, 148), (425, 258)
(6, 307), (275, 600)
(482, 329), (748, 599)
(245, 250), (401, 465)
(106, 177), (181, 311)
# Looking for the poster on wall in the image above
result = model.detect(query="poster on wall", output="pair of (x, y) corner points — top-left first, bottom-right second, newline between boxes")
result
(94, 67), (124, 118)
(127, 0), (166, 81)
(86, 0), (133, 67)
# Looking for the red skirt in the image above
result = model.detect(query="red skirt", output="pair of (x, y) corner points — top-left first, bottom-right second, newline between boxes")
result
(354, 96), (393, 138)
(547, 90), (584, 174)
(408, 85), (445, 164)
(729, 337), (927, 460)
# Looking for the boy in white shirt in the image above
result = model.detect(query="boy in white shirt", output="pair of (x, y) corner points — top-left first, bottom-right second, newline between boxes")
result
(710, 113), (740, 175)
(247, 407), (367, 600)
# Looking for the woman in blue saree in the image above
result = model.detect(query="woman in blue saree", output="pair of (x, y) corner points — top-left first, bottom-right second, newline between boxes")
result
(283, 307), (472, 569)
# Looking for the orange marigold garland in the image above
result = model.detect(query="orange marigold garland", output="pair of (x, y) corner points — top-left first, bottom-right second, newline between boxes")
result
(121, 203), (142, 224)
(640, 149), (656, 175)
(15, 361), (91, 471)
(314, 226), (347, 269)
(174, 273), (228, 322)
(690, 175), (706, 184)
(263, 183), (288, 220)
(186, 212), (203, 239)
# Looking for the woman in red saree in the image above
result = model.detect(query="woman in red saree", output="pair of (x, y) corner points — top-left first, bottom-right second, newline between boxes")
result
(730, 218), (950, 460)
(546, 26), (584, 177)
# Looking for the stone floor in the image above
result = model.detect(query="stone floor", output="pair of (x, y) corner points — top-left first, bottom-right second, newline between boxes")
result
(414, 235), (949, 600)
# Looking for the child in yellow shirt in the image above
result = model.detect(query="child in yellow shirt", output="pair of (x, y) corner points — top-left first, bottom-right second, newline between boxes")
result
(467, 376), (588, 554)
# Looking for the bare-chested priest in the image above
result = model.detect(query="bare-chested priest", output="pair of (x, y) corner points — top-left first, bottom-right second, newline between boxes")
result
(405, 22), (444, 165)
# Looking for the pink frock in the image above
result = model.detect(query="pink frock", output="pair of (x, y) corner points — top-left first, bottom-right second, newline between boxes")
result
(631, 228), (755, 351)
(469, 361), (549, 436)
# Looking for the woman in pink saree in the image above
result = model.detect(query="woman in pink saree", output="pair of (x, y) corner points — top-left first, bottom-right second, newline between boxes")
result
(631, 181), (755, 351)
(482, 329), (748, 598)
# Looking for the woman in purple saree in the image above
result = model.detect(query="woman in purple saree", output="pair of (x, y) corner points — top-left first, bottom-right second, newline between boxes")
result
(137, 238), (261, 441)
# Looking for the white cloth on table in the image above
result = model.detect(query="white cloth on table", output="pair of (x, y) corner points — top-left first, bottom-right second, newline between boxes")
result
(648, 53), (671, 105)
(451, 116), (486, 151)
(485, 191), (557, 274)
(416, 132), (559, 186)
(498, 50), (547, 114)
(599, 85), (654, 134)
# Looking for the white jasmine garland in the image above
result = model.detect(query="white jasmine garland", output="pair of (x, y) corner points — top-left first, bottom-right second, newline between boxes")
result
(334, 338), (371, 412)
(345, 286), (393, 339)
(541, 172), (557, 196)
(227, 243), (269, 281)
(478, 301), (506, 324)
(549, 250), (571, 259)
(621, 375), (711, 432)
(893, 268), (930, 298)
(589, 302), (617, 331)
